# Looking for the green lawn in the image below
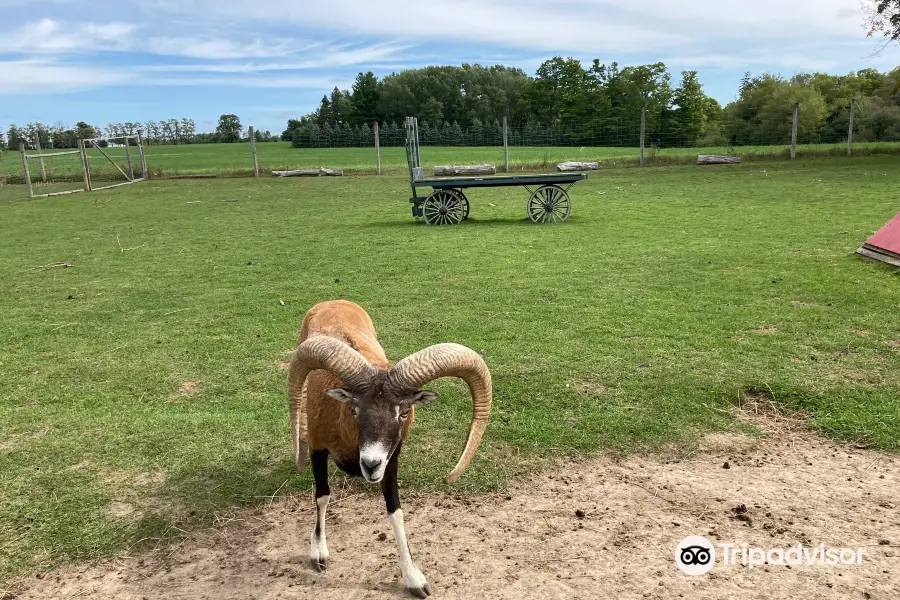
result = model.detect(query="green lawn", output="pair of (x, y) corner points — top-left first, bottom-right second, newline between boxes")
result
(1, 156), (899, 587)
(3, 140), (900, 183)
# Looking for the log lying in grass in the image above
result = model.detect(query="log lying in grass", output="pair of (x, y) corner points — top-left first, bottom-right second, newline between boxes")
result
(557, 161), (599, 171)
(272, 168), (344, 177)
(697, 155), (741, 165)
(433, 164), (496, 176)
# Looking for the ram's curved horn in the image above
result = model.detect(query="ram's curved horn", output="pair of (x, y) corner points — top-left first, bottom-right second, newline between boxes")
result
(288, 335), (376, 472)
(387, 343), (492, 484)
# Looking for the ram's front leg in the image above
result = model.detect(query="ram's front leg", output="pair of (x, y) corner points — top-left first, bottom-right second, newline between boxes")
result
(309, 449), (330, 571)
(381, 446), (430, 598)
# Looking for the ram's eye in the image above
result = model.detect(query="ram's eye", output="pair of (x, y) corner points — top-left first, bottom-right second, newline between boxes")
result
(399, 409), (410, 420)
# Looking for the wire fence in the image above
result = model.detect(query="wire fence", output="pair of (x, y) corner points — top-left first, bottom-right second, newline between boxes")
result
(285, 101), (900, 150)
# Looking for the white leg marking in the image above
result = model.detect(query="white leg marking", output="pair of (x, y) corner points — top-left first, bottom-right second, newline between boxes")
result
(310, 494), (329, 570)
(389, 509), (430, 597)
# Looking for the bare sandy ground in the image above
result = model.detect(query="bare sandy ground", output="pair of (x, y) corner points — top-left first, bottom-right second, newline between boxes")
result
(7, 405), (899, 600)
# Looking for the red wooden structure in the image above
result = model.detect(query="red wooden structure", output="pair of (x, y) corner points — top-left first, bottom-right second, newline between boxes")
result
(857, 212), (900, 268)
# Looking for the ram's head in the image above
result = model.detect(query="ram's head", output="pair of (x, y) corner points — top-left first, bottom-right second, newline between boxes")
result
(288, 336), (492, 484)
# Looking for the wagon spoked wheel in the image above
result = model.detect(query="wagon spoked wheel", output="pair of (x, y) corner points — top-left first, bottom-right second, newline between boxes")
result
(450, 189), (470, 220)
(527, 184), (571, 223)
(423, 190), (465, 225)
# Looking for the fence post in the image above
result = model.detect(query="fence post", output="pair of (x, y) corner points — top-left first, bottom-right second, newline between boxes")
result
(790, 103), (799, 160)
(249, 126), (259, 177)
(77, 140), (90, 191)
(124, 137), (134, 181)
(639, 110), (646, 166)
(502, 117), (509, 172)
(136, 132), (148, 180)
(79, 139), (93, 191)
(847, 99), (855, 156)
(19, 141), (33, 198)
(34, 133), (47, 182)
(374, 122), (381, 175)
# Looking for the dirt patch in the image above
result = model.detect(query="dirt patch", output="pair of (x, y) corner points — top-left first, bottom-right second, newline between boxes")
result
(0, 429), (50, 454)
(277, 361), (291, 372)
(179, 381), (199, 396)
(7, 408), (900, 600)
(106, 501), (136, 519)
(849, 328), (871, 336)
(570, 380), (613, 397)
(133, 472), (167, 486)
(751, 326), (779, 334)
(885, 340), (900, 348)
(790, 301), (817, 308)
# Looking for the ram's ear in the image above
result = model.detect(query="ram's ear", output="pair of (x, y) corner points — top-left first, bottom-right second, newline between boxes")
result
(412, 390), (438, 405)
(326, 388), (355, 403)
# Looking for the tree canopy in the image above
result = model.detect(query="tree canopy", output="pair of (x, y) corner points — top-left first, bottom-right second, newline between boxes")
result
(866, 0), (900, 42)
(282, 59), (900, 149)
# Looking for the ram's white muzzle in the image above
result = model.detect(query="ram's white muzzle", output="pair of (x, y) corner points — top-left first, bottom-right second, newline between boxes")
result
(359, 442), (389, 482)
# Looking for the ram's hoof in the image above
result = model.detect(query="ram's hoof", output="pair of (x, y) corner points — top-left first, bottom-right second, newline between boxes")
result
(407, 583), (431, 598)
(310, 557), (327, 572)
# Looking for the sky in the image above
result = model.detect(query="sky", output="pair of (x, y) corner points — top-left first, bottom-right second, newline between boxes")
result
(1, 0), (899, 135)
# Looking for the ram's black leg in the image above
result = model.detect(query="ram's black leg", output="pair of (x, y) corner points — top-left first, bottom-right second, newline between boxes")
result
(310, 449), (330, 572)
(381, 445), (431, 598)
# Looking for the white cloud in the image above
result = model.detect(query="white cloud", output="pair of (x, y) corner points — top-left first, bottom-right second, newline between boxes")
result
(148, 0), (888, 54)
(139, 41), (411, 72)
(145, 38), (302, 60)
(151, 74), (354, 89)
(0, 59), (129, 94)
(0, 18), (136, 53)
(0, 18), (320, 60)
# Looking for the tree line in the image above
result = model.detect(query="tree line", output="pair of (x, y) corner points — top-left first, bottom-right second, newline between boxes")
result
(282, 60), (900, 148)
(3, 114), (278, 151)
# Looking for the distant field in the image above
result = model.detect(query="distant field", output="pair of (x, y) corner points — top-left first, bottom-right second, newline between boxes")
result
(3, 140), (900, 183)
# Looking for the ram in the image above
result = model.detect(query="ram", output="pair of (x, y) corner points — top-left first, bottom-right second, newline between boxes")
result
(287, 299), (492, 598)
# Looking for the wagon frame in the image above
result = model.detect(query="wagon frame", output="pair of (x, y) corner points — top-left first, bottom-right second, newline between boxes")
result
(404, 117), (587, 225)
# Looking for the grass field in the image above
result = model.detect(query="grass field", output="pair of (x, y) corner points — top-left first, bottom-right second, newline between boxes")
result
(1, 156), (899, 587)
(3, 140), (900, 184)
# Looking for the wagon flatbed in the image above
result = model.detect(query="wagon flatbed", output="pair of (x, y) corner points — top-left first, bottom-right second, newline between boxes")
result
(411, 172), (587, 190)
(404, 117), (589, 225)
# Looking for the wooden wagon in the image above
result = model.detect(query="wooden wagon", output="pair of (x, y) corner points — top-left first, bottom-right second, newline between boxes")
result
(404, 117), (587, 225)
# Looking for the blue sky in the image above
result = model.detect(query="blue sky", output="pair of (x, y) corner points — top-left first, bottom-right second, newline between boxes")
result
(1, 0), (899, 135)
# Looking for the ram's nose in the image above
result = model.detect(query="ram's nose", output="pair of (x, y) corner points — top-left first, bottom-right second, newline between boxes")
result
(361, 456), (383, 474)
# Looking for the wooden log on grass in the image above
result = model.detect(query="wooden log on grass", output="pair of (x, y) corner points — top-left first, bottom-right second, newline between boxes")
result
(433, 164), (495, 176)
(697, 155), (741, 165)
(557, 161), (599, 171)
(271, 168), (344, 177)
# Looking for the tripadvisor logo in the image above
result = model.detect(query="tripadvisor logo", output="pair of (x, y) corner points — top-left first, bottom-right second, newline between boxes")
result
(675, 536), (716, 575)
(675, 536), (866, 575)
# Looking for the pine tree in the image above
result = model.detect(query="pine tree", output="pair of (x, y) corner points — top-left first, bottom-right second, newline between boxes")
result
(450, 121), (464, 146)
(469, 118), (484, 146)
(359, 123), (372, 146)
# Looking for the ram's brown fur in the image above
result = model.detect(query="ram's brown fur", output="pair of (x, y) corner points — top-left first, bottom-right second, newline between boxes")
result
(298, 300), (415, 465)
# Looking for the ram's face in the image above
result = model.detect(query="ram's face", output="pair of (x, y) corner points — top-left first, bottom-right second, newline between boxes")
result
(326, 385), (437, 483)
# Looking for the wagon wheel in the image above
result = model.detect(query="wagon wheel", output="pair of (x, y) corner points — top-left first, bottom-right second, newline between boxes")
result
(527, 184), (571, 223)
(422, 189), (465, 225)
(449, 189), (470, 220)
